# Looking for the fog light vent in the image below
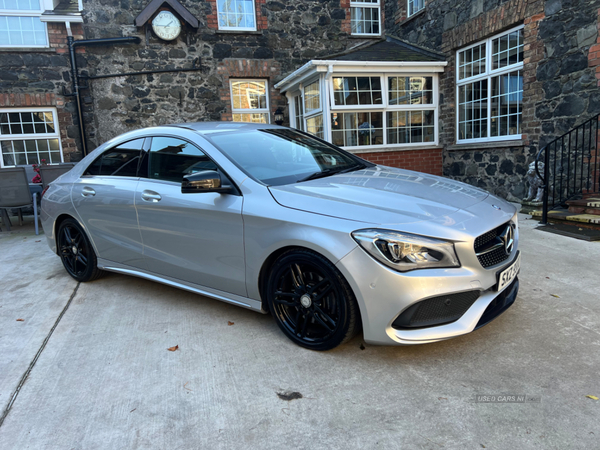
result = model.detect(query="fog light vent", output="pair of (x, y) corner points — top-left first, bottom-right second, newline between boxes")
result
(392, 290), (481, 329)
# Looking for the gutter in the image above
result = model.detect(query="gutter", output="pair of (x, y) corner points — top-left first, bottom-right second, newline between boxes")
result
(275, 59), (448, 93)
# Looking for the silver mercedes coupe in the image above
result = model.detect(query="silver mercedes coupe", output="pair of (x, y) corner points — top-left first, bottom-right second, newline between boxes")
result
(41, 123), (520, 350)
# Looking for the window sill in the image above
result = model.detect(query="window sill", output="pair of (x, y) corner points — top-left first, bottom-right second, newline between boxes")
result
(0, 47), (55, 53)
(401, 8), (426, 26)
(216, 29), (262, 35)
(447, 140), (525, 151)
(345, 144), (442, 154)
(349, 33), (382, 39)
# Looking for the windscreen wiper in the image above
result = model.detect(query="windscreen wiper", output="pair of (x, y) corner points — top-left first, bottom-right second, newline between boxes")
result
(297, 163), (367, 182)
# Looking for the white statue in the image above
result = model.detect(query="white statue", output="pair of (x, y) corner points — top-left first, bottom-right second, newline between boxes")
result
(524, 161), (544, 202)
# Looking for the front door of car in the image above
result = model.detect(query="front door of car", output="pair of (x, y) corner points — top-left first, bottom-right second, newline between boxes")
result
(134, 136), (246, 297)
(71, 138), (146, 268)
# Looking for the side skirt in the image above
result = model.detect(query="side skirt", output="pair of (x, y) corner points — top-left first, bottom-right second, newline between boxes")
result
(96, 258), (266, 313)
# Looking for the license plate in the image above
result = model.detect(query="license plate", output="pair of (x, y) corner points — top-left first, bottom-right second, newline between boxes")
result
(497, 252), (520, 291)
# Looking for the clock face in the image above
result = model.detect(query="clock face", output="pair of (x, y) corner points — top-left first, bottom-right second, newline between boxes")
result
(152, 11), (182, 41)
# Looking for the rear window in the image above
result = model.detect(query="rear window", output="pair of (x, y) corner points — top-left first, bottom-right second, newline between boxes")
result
(86, 139), (144, 177)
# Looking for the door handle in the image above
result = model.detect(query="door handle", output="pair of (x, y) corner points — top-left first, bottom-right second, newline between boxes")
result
(141, 190), (162, 202)
(82, 187), (96, 197)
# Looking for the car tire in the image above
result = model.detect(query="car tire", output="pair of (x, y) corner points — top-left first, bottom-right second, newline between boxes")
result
(57, 218), (104, 282)
(266, 249), (359, 351)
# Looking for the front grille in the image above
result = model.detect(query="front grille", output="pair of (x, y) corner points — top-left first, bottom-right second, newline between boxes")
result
(392, 290), (481, 329)
(474, 222), (512, 268)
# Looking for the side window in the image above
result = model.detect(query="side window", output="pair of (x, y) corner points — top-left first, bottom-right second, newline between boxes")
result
(86, 139), (144, 176)
(147, 137), (217, 182)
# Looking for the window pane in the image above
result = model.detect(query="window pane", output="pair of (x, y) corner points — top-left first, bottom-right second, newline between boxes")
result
(333, 76), (382, 106)
(350, 5), (380, 35)
(0, 15), (47, 46)
(0, 0), (42, 10)
(492, 29), (523, 70)
(304, 81), (320, 114)
(458, 79), (488, 140)
(388, 76), (433, 105)
(331, 111), (383, 147)
(217, 0), (256, 29)
(387, 110), (434, 144)
(232, 113), (268, 123)
(408, 0), (424, 16)
(457, 43), (486, 81)
(231, 80), (268, 114)
(306, 114), (324, 139)
(294, 95), (304, 131)
(490, 70), (522, 137)
(86, 139), (144, 177)
(146, 137), (216, 182)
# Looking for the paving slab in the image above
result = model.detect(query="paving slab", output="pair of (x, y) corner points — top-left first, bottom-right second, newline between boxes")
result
(0, 213), (599, 449)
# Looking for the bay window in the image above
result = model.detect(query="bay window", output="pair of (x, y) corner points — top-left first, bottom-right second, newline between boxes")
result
(456, 26), (524, 142)
(328, 74), (437, 149)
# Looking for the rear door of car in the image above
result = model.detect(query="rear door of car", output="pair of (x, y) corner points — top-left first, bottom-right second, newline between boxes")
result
(71, 138), (146, 268)
(134, 136), (246, 296)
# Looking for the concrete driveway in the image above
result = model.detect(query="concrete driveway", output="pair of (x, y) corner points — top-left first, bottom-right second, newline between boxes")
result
(0, 213), (599, 450)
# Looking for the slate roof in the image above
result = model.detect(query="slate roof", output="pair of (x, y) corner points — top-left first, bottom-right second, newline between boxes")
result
(316, 35), (446, 62)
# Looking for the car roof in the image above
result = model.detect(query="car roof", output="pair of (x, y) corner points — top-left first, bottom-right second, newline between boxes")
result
(167, 122), (284, 135)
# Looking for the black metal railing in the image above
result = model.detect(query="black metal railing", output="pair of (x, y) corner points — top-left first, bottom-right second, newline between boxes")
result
(535, 114), (600, 224)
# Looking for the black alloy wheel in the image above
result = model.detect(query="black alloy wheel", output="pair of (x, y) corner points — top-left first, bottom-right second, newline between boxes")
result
(266, 250), (359, 351)
(57, 218), (103, 282)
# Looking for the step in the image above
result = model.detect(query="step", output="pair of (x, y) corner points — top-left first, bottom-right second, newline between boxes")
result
(567, 206), (600, 215)
(566, 197), (600, 208)
(530, 209), (600, 227)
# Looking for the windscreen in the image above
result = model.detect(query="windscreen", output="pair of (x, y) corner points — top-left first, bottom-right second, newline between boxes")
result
(207, 128), (368, 186)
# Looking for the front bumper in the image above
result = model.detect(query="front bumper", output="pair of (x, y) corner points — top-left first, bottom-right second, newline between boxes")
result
(336, 246), (520, 345)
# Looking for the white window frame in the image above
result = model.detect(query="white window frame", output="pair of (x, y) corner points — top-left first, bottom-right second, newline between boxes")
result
(0, 0), (49, 48)
(324, 73), (438, 150)
(350, 0), (381, 37)
(217, 0), (257, 32)
(0, 107), (64, 167)
(300, 77), (325, 140)
(455, 25), (524, 144)
(407, 0), (425, 17)
(229, 79), (270, 124)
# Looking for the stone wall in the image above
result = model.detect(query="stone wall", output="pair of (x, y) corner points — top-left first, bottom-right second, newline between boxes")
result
(80, 0), (360, 149)
(0, 23), (85, 162)
(385, 0), (600, 200)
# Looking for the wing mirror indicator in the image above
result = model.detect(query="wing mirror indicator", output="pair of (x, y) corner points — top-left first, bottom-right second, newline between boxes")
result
(182, 170), (232, 194)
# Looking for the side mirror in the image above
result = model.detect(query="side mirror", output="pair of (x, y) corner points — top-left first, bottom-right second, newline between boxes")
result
(181, 170), (231, 194)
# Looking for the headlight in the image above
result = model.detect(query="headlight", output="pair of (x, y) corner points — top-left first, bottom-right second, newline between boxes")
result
(352, 229), (460, 272)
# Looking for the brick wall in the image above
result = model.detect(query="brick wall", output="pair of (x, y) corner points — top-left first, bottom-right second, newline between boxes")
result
(588, 9), (600, 87)
(216, 59), (283, 122)
(0, 92), (79, 162)
(0, 21), (82, 162)
(356, 148), (443, 176)
(340, 0), (351, 34)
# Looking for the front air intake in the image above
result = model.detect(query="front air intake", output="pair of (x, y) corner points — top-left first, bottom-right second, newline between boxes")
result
(392, 290), (481, 329)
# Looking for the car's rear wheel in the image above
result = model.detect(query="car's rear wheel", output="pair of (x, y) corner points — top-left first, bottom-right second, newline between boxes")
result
(266, 249), (359, 351)
(57, 218), (104, 282)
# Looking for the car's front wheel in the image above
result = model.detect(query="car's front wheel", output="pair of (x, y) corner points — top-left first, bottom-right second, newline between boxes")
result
(266, 249), (359, 351)
(57, 218), (104, 282)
